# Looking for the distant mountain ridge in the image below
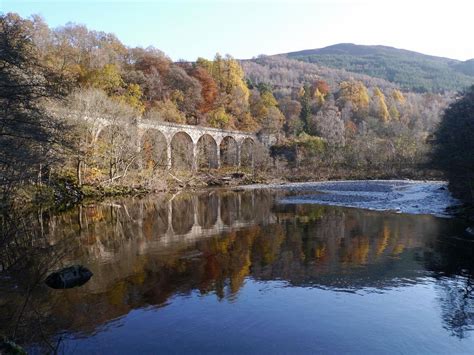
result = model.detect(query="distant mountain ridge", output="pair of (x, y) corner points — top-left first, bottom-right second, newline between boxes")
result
(278, 43), (474, 92)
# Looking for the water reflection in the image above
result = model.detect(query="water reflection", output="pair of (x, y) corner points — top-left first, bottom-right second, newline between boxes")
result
(1, 188), (474, 352)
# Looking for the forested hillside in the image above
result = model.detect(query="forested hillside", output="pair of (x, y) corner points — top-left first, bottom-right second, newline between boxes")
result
(283, 43), (474, 92)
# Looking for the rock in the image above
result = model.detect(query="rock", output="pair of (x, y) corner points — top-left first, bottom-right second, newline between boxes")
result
(45, 265), (93, 289)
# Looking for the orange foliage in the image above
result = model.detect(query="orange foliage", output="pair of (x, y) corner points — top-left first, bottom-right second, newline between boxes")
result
(190, 66), (218, 114)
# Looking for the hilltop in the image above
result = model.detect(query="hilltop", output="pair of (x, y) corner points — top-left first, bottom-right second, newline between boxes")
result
(278, 43), (474, 92)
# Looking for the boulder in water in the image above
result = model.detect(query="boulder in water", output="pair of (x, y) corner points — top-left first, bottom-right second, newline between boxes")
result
(45, 265), (93, 289)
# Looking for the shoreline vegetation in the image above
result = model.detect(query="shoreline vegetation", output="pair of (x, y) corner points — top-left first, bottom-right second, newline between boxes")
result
(11, 165), (445, 217)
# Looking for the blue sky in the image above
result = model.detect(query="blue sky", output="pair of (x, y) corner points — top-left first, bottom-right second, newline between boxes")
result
(2, 0), (473, 61)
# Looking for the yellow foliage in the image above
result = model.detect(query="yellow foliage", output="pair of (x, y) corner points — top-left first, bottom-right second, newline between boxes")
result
(260, 90), (278, 107)
(82, 64), (124, 94)
(338, 81), (370, 113)
(373, 87), (390, 122)
(314, 88), (325, 106)
(150, 99), (186, 124)
(208, 106), (231, 129)
(115, 83), (145, 114)
(392, 89), (406, 104)
(298, 86), (306, 98)
(315, 245), (326, 259)
(238, 112), (260, 132)
(170, 89), (185, 105)
(197, 54), (258, 131)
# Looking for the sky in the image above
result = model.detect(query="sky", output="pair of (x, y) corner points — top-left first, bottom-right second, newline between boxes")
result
(1, 0), (474, 61)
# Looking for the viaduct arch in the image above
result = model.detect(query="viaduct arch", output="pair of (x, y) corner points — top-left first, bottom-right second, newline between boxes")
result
(96, 118), (259, 171)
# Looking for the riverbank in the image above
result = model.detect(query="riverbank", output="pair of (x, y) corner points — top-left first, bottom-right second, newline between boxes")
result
(4, 166), (445, 211)
(236, 180), (460, 218)
(6, 162), (468, 222)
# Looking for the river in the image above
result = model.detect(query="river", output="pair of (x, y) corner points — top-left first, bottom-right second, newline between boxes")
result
(1, 181), (473, 354)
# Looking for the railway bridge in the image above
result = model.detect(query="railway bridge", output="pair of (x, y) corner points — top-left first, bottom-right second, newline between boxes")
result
(93, 118), (264, 171)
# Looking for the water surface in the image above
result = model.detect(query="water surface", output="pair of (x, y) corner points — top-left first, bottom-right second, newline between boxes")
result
(1, 185), (473, 354)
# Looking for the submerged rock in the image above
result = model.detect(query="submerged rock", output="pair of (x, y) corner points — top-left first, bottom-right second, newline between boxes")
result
(45, 265), (93, 289)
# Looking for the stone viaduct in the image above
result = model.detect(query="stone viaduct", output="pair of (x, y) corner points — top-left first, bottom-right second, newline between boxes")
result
(93, 117), (263, 171)
(138, 119), (258, 170)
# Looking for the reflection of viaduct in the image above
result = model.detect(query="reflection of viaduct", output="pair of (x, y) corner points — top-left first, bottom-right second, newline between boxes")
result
(134, 191), (277, 245)
(96, 118), (261, 170)
(162, 193), (273, 242)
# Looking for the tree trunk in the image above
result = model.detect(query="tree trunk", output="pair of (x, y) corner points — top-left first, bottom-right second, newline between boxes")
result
(77, 159), (83, 186)
(38, 163), (42, 186)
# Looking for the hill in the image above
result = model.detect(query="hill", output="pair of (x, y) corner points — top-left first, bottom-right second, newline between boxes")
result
(281, 43), (474, 93)
(242, 55), (398, 94)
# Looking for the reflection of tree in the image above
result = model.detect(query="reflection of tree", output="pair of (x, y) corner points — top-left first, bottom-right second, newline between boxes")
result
(0, 208), (76, 352)
(425, 232), (474, 339)
(436, 276), (474, 339)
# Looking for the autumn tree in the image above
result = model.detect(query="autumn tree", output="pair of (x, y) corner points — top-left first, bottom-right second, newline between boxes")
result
(127, 48), (170, 106)
(208, 107), (231, 129)
(308, 101), (345, 146)
(197, 54), (256, 131)
(371, 87), (390, 122)
(336, 81), (370, 120)
(250, 89), (284, 133)
(164, 66), (202, 123)
(278, 97), (303, 136)
(311, 79), (330, 107)
(145, 99), (186, 124)
(392, 89), (406, 104)
(189, 66), (218, 115)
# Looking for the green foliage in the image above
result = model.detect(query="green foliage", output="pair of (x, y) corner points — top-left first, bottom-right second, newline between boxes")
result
(116, 83), (145, 113)
(208, 107), (231, 128)
(299, 85), (312, 132)
(286, 43), (474, 92)
(432, 86), (474, 204)
(291, 133), (326, 155)
(82, 64), (124, 94)
(250, 89), (283, 132)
